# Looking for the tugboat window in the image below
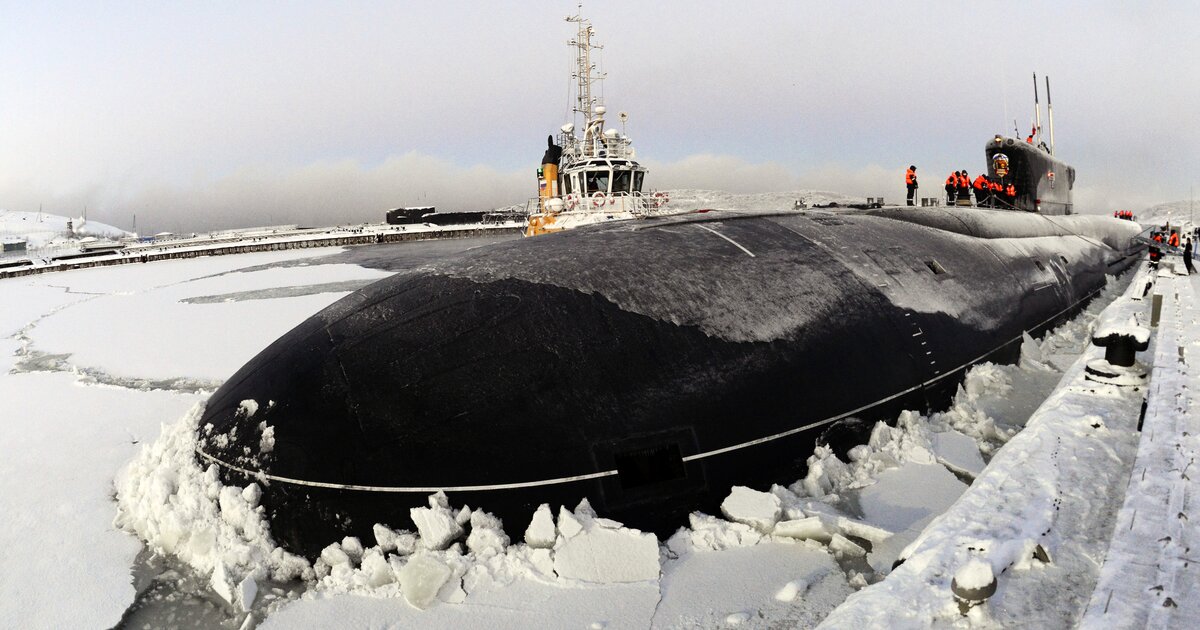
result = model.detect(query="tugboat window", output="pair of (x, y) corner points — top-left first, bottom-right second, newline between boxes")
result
(612, 170), (632, 194)
(633, 171), (645, 193)
(587, 171), (610, 195)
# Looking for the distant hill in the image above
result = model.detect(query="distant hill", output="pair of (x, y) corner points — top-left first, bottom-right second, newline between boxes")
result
(1137, 200), (1200, 226)
(0, 210), (130, 248)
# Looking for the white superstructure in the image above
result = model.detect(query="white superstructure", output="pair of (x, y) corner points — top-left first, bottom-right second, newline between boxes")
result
(525, 6), (667, 236)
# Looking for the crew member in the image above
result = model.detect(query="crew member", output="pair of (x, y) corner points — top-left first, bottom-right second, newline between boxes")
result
(973, 174), (990, 207)
(906, 166), (918, 206)
(1005, 182), (1017, 208)
(1150, 233), (1164, 267)
(957, 170), (971, 206)
(944, 172), (958, 205)
(1169, 230), (1180, 248)
(1185, 238), (1196, 275)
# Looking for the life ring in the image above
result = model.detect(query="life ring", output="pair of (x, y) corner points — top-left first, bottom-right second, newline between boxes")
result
(565, 194), (577, 211)
(591, 191), (606, 207)
(652, 191), (670, 209)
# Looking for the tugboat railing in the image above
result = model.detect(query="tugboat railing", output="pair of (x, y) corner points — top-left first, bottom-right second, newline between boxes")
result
(524, 191), (668, 217)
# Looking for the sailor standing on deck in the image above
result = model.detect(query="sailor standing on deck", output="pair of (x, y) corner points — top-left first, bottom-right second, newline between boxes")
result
(973, 173), (990, 207)
(944, 172), (958, 205)
(957, 170), (971, 206)
(1185, 238), (1196, 275)
(906, 166), (918, 206)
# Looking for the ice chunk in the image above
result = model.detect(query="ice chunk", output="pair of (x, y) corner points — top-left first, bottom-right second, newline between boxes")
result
(360, 548), (395, 587)
(373, 523), (416, 555)
(558, 506), (584, 539)
(834, 516), (893, 544)
(237, 576), (257, 612)
(774, 579), (809, 602)
(931, 430), (986, 479)
(258, 424), (275, 453)
(241, 483), (261, 507)
(238, 399), (259, 418)
(524, 504), (556, 548)
(340, 536), (364, 563)
(211, 562), (235, 607)
(554, 525), (660, 583)
(725, 611), (752, 625)
(374, 523), (399, 553)
(720, 486), (782, 532)
(399, 554), (452, 610)
(466, 510), (509, 557)
(320, 543), (351, 568)
(773, 517), (832, 543)
(828, 533), (867, 558)
(410, 494), (464, 550)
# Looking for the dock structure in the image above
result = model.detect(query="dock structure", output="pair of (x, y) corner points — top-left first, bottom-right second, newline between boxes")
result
(1082, 262), (1200, 629)
(0, 223), (521, 280)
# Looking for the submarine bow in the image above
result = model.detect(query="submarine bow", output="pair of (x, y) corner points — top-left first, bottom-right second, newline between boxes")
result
(197, 209), (1143, 557)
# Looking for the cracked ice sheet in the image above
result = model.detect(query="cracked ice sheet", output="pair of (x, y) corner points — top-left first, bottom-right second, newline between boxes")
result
(260, 578), (661, 630)
(652, 542), (850, 629)
(0, 369), (201, 630)
(22, 257), (391, 382)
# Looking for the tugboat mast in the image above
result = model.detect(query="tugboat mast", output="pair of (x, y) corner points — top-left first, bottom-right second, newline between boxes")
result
(566, 5), (605, 129)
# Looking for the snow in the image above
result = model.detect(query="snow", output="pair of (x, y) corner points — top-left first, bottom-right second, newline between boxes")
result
(1081, 265), (1200, 628)
(954, 559), (995, 592)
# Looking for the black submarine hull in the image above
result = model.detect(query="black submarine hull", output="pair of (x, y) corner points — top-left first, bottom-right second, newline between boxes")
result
(197, 208), (1143, 558)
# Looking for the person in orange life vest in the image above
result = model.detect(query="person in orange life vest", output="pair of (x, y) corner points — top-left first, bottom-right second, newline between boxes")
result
(1150, 233), (1163, 267)
(906, 166), (918, 206)
(1169, 231), (1180, 248)
(1005, 183), (1017, 207)
(944, 172), (958, 204)
(956, 171), (971, 204)
(973, 174), (990, 207)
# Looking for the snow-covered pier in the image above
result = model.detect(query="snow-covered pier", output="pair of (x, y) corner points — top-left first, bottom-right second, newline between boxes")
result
(1082, 263), (1200, 628)
(817, 259), (1200, 628)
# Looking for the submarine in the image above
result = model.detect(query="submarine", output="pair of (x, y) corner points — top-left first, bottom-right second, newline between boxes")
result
(196, 201), (1144, 558)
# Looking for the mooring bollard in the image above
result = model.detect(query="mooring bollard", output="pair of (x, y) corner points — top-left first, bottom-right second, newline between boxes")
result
(1085, 323), (1150, 386)
(951, 559), (997, 615)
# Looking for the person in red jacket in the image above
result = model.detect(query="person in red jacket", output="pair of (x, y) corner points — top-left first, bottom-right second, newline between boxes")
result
(973, 174), (990, 207)
(956, 170), (971, 206)
(906, 166), (918, 206)
(944, 172), (958, 205)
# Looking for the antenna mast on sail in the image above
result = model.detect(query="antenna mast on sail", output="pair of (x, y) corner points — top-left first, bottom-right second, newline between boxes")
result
(1032, 72), (1043, 143)
(566, 5), (605, 128)
(1045, 76), (1055, 156)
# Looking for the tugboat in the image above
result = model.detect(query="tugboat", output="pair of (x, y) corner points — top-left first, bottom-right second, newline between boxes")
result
(985, 74), (1074, 214)
(524, 7), (667, 237)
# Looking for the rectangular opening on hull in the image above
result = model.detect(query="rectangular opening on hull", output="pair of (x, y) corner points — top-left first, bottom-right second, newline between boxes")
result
(614, 443), (686, 490)
(924, 259), (946, 275)
(1034, 260), (1046, 271)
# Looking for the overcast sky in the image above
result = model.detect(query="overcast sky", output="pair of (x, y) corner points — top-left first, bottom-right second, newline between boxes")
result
(1, 1), (1196, 232)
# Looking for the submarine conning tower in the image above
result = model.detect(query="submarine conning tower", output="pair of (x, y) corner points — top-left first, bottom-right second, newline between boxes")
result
(985, 137), (1074, 215)
(195, 207), (1143, 559)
